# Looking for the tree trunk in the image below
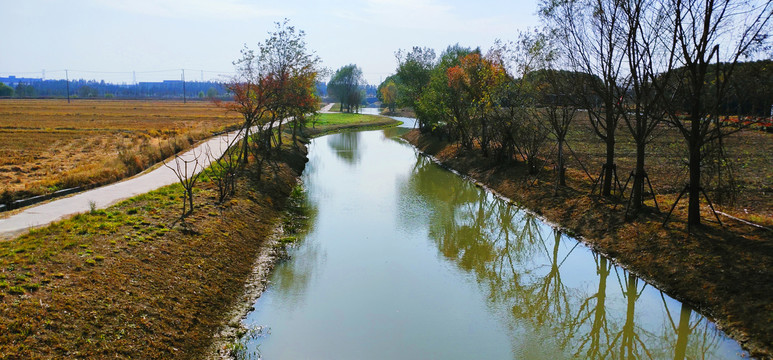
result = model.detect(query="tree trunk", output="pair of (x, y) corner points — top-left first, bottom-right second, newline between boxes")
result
(687, 130), (702, 227)
(481, 117), (489, 157)
(187, 187), (194, 215)
(602, 108), (616, 196)
(630, 140), (646, 216)
(558, 139), (566, 186)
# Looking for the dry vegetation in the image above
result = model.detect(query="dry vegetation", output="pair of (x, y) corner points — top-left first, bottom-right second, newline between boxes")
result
(0, 112), (400, 358)
(405, 123), (773, 358)
(0, 99), (241, 204)
(0, 138), (307, 359)
(561, 114), (773, 223)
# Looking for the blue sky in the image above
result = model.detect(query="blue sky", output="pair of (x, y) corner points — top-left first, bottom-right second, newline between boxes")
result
(1, 0), (541, 85)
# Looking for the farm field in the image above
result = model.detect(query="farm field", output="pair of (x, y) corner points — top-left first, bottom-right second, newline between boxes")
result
(0, 99), (241, 205)
(560, 114), (773, 225)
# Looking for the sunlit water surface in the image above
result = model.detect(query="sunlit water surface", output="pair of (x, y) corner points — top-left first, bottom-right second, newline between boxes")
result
(241, 117), (747, 359)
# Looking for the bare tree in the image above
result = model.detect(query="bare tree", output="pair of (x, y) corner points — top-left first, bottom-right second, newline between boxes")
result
(542, 0), (629, 197)
(617, 0), (675, 219)
(662, 0), (772, 228)
(164, 148), (204, 217)
(205, 134), (240, 203)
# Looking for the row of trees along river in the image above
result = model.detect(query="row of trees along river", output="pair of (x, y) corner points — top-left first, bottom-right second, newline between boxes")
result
(376, 0), (772, 228)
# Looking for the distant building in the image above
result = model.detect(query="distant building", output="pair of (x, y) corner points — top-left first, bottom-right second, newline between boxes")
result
(0, 76), (43, 87)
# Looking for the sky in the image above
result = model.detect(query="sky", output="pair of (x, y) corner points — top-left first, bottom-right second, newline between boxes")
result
(0, 0), (542, 85)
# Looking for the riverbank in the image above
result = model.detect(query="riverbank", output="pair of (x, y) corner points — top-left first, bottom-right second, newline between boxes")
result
(0, 113), (398, 359)
(0, 139), (308, 359)
(403, 129), (773, 358)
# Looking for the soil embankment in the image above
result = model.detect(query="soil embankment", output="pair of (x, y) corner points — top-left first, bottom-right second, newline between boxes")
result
(403, 129), (773, 359)
(0, 140), (308, 358)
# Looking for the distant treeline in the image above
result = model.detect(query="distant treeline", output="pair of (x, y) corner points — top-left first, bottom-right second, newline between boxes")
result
(0, 78), (331, 100)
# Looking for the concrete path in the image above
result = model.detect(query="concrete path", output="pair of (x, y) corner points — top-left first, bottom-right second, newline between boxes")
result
(320, 103), (335, 113)
(0, 104), (342, 241)
(0, 122), (261, 240)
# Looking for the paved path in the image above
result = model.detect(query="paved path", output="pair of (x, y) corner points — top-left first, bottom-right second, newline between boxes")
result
(0, 104), (344, 240)
(319, 103), (335, 113)
(0, 123), (256, 240)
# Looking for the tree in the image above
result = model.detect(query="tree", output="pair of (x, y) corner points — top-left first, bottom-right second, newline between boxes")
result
(418, 45), (476, 144)
(206, 86), (218, 98)
(526, 69), (582, 187)
(163, 148), (204, 217)
(78, 85), (98, 98)
(394, 47), (437, 131)
(541, 0), (628, 197)
(616, 0), (674, 218)
(494, 32), (555, 174)
(14, 83), (37, 98)
(220, 19), (322, 178)
(0, 83), (13, 97)
(662, 0), (772, 228)
(328, 64), (365, 113)
(259, 19), (323, 147)
(446, 52), (507, 157)
(377, 76), (398, 113)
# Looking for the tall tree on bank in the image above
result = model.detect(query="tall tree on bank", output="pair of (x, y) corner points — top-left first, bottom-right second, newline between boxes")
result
(395, 47), (437, 131)
(377, 76), (399, 113)
(221, 20), (322, 176)
(328, 64), (365, 113)
(663, 0), (771, 228)
(259, 19), (323, 147)
(618, 0), (675, 218)
(541, 0), (628, 197)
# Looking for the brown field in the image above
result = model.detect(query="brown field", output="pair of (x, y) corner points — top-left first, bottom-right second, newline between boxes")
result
(0, 99), (241, 203)
(562, 114), (773, 224)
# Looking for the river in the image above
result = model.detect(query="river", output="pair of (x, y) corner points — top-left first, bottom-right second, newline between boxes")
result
(239, 112), (748, 359)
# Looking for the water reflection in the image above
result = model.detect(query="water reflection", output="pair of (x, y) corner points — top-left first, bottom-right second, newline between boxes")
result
(398, 153), (742, 359)
(327, 131), (361, 165)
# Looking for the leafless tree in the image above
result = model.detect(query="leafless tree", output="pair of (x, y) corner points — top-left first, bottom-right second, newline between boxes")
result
(542, 0), (629, 197)
(617, 0), (675, 219)
(205, 134), (240, 203)
(164, 148), (204, 217)
(661, 0), (772, 228)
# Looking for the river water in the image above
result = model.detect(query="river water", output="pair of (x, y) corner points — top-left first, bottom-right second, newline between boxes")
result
(240, 114), (747, 359)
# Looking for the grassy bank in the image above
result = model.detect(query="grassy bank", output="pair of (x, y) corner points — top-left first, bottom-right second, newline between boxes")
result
(403, 129), (773, 358)
(305, 112), (400, 137)
(0, 111), (398, 358)
(0, 139), (307, 359)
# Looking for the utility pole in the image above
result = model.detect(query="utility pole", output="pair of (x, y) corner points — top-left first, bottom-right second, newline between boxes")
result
(65, 69), (70, 103)
(182, 69), (186, 104)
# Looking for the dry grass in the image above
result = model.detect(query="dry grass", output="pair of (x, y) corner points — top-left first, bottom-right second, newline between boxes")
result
(558, 114), (772, 225)
(0, 139), (307, 359)
(0, 99), (241, 203)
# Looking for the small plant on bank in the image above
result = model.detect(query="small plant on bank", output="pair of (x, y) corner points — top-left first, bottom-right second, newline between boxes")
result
(163, 147), (204, 217)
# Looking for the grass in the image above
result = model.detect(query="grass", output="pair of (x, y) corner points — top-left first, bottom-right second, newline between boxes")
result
(561, 115), (773, 222)
(306, 112), (399, 137)
(0, 107), (399, 358)
(0, 138), (307, 358)
(404, 126), (773, 358)
(0, 99), (241, 205)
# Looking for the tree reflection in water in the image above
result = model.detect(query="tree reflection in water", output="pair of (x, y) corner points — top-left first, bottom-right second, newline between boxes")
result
(327, 131), (361, 165)
(400, 153), (731, 359)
